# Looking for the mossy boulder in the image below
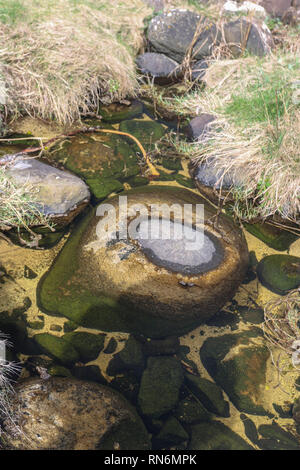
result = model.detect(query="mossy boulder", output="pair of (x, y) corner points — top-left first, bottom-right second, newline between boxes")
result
(37, 186), (248, 338)
(188, 421), (253, 450)
(257, 255), (300, 295)
(63, 331), (105, 363)
(33, 333), (80, 366)
(48, 130), (140, 200)
(2, 377), (150, 450)
(184, 373), (230, 417)
(244, 222), (298, 251)
(200, 328), (270, 415)
(138, 356), (184, 418)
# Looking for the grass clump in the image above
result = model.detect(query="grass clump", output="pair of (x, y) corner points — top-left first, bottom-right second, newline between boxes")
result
(0, 164), (50, 231)
(0, 0), (151, 124)
(163, 54), (300, 223)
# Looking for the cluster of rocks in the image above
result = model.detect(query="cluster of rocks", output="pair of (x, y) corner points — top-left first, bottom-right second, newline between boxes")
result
(136, 7), (274, 83)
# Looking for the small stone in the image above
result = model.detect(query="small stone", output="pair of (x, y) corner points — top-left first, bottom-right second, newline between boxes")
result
(103, 337), (118, 354)
(257, 255), (300, 295)
(185, 373), (230, 417)
(155, 417), (189, 446)
(186, 114), (215, 141)
(175, 396), (211, 424)
(138, 356), (184, 418)
(63, 332), (105, 363)
(107, 336), (144, 376)
(136, 52), (180, 84)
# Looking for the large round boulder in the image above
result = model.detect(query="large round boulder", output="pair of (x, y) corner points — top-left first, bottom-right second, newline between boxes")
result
(38, 186), (248, 337)
(2, 377), (150, 450)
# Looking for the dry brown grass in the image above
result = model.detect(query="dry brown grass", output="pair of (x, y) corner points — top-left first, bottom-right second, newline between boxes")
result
(0, 0), (151, 124)
(165, 54), (300, 223)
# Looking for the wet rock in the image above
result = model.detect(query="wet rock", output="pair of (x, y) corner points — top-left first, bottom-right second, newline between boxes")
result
(200, 328), (270, 415)
(99, 100), (143, 123)
(49, 130), (140, 200)
(154, 417), (189, 447)
(175, 396), (211, 424)
(63, 320), (77, 333)
(33, 333), (80, 366)
(136, 52), (180, 84)
(188, 421), (253, 450)
(223, 18), (273, 57)
(148, 10), (220, 62)
(71, 365), (106, 384)
(37, 186), (248, 338)
(63, 331), (105, 363)
(140, 336), (180, 356)
(238, 306), (264, 324)
(119, 119), (166, 150)
(103, 337), (118, 354)
(2, 156), (90, 227)
(258, 422), (300, 450)
(257, 254), (300, 295)
(186, 114), (216, 141)
(240, 414), (259, 445)
(110, 371), (141, 404)
(243, 222), (299, 251)
(2, 377), (150, 450)
(190, 156), (245, 204)
(48, 364), (73, 377)
(106, 336), (145, 377)
(138, 356), (184, 418)
(184, 372), (230, 417)
(273, 402), (293, 418)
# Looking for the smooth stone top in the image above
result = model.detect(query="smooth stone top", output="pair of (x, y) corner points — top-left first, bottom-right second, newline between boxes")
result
(134, 217), (223, 275)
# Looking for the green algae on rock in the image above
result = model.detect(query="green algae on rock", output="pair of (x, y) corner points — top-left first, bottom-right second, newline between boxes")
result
(244, 222), (299, 251)
(62, 331), (105, 363)
(200, 328), (270, 416)
(119, 119), (166, 150)
(188, 421), (254, 450)
(99, 100), (144, 123)
(49, 131), (140, 200)
(37, 186), (249, 338)
(33, 333), (80, 366)
(2, 377), (150, 450)
(138, 356), (184, 418)
(257, 255), (300, 295)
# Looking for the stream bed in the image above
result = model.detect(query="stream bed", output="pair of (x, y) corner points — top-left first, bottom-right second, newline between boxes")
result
(1, 103), (300, 450)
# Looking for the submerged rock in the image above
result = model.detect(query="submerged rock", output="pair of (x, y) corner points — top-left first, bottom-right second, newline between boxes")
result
(244, 222), (299, 251)
(119, 119), (166, 150)
(99, 100), (143, 123)
(188, 421), (253, 450)
(257, 254), (300, 295)
(38, 186), (249, 337)
(136, 52), (180, 84)
(48, 130), (141, 200)
(2, 377), (150, 450)
(200, 328), (270, 415)
(2, 156), (90, 227)
(148, 10), (220, 63)
(138, 356), (184, 418)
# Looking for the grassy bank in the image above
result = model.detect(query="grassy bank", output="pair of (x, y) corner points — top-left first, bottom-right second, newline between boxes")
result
(0, 0), (151, 123)
(157, 52), (300, 224)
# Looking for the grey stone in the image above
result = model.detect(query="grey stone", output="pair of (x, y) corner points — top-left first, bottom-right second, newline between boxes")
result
(4, 156), (90, 225)
(148, 10), (220, 63)
(186, 113), (216, 141)
(136, 52), (180, 83)
(223, 18), (273, 57)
